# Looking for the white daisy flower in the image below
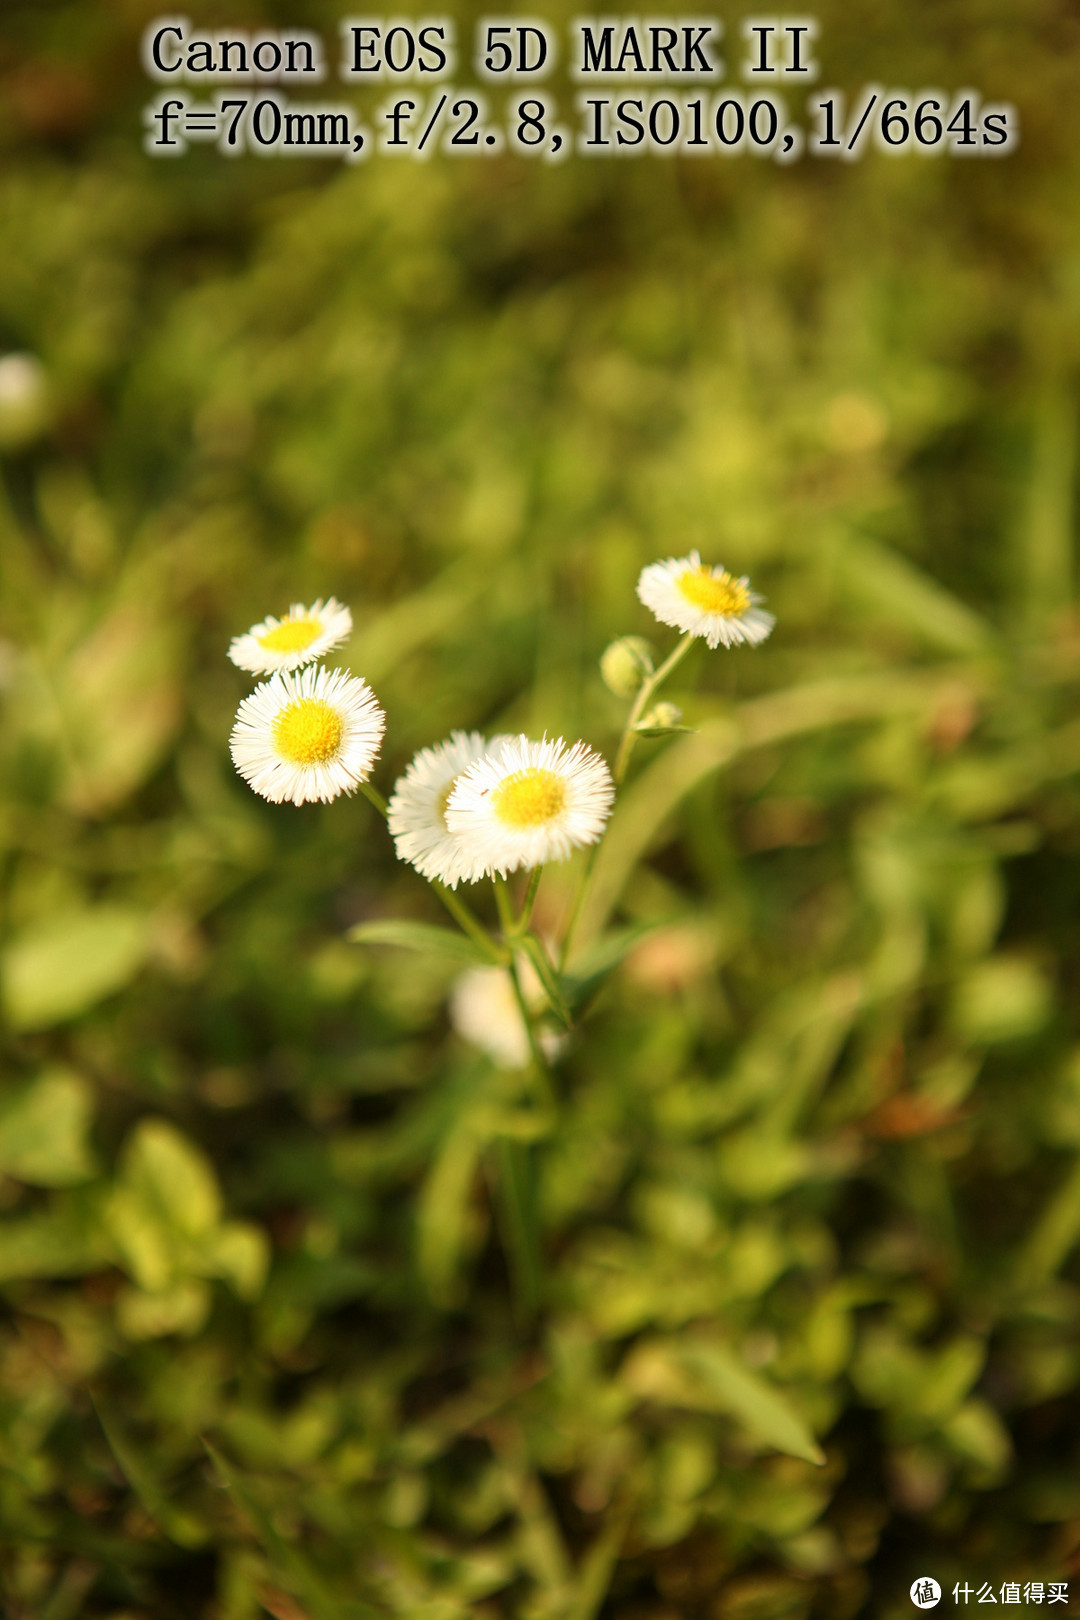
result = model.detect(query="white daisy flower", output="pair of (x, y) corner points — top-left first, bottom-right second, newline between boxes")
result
(388, 730), (511, 889)
(230, 664), (384, 806)
(636, 552), (775, 649)
(228, 598), (352, 675)
(446, 735), (614, 879)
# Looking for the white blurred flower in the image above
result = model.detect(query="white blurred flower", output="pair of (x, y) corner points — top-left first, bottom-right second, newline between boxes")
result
(228, 598), (352, 675)
(450, 959), (563, 1069)
(388, 730), (510, 889)
(229, 664), (384, 805)
(446, 735), (614, 879)
(0, 354), (44, 407)
(0, 354), (49, 448)
(636, 552), (774, 649)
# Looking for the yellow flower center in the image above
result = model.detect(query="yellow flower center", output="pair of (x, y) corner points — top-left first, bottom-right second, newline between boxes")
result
(273, 698), (343, 766)
(438, 781), (457, 829)
(491, 767), (567, 828)
(258, 617), (323, 654)
(677, 567), (750, 618)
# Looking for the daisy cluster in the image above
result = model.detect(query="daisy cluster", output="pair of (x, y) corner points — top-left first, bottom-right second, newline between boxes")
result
(389, 731), (615, 888)
(226, 552), (772, 891)
(228, 599), (385, 806)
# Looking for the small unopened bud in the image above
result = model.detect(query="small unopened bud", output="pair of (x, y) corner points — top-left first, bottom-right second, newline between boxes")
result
(634, 702), (689, 737)
(600, 635), (655, 696)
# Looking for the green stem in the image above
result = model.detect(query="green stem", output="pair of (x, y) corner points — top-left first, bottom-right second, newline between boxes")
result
(432, 881), (506, 963)
(494, 875), (515, 935)
(362, 780), (502, 960)
(508, 952), (557, 1110)
(359, 780), (389, 816)
(560, 633), (696, 968)
(560, 844), (599, 970)
(515, 866), (543, 935)
(492, 1137), (540, 1325)
(613, 632), (695, 785)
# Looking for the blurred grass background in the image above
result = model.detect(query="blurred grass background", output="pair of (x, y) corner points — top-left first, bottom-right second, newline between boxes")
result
(2, 0), (1080, 1615)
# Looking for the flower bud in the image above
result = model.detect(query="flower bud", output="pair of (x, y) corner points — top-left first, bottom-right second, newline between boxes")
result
(600, 635), (655, 696)
(634, 702), (689, 737)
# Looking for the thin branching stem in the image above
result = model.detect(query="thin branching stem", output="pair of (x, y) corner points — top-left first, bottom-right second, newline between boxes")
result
(494, 879), (559, 1104)
(515, 866), (543, 935)
(494, 875), (516, 935)
(432, 881), (506, 962)
(364, 779), (502, 959)
(492, 1137), (540, 1325)
(559, 843), (599, 971)
(359, 780), (389, 816)
(613, 631), (695, 784)
(508, 952), (557, 1110)
(562, 632), (697, 967)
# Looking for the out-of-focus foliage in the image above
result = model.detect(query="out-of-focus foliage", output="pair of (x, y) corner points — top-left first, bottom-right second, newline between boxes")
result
(1, 0), (1080, 1615)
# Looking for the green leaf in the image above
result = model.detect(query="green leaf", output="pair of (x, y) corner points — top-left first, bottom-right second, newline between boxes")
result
(95, 1399), (208, 1547)
(633, 702), (693, 737)
(578, 670), (965, 947)
(0, 1068), (96, 1185)
(841, 531), (996, 654)
(622, 1338), (825, 1466)
(909, 1337), (986, 1426)
(207, 1221), (270, 1301)
(950, 956), (1052, 1045)
(942, 1398), (1013, 1477)
(492, 1135), (541, 1324)
(107, 1121), (218, 1292)
(107, 1119), (268, 1308)
(347, 920), (490, 965)
(44, 604), (183, 816)
(1020, 1157), (1080, 1280)
(116, 1279), (211, 1341)
(516, 935), (572, 1029)
(852, 1329), (985, 1428)
(563, 924), (662, 1015)
(2, 905), (148, 1031)
(120, 1119), (222, 1240)
(0, 1192), (114, 1283)
(417, 1118), (487, 1306)
(203, 1442), (369, 1620)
